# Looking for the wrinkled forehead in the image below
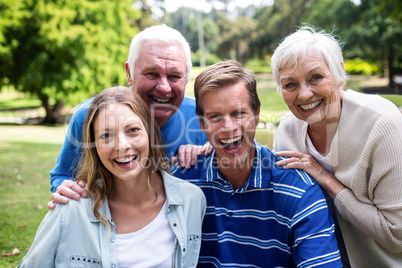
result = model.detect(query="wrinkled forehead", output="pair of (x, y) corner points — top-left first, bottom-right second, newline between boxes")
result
(139, 40), (186, 61)
(283, 46), (325, 69)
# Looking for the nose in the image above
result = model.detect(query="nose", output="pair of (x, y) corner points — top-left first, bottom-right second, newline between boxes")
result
(222, 116), (238, 130)
(298, 83), (314, 100)
(115, 133), (131, 152)
(155, 76), (172, 96)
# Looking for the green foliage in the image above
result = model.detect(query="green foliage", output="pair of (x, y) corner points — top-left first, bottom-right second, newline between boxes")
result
(0, 0), (142, 123)
(168, 0), (401, 88)
(245, 56), (272, 74)
(169, 8), (220, 54)
(344, 58), (380, 75)
(191, 50), (221, 67)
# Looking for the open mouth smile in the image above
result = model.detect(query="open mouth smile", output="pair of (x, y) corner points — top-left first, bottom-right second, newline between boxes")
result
(114, 155), (138, 166)
(151, 96), (171, 103)
(219, 136), (242, 153)
(299, 100), (323, 111)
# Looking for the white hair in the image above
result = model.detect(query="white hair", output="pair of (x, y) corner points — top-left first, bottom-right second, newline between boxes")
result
(271, 26), (348, 92)
(127, 24), (192, 83)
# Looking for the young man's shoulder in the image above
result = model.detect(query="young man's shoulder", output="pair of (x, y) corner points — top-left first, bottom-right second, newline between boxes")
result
(170, 155), (208, 182)
(258, 144), (318, 190)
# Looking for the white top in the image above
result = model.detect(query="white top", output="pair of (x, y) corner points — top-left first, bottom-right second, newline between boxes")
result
(306, 134), (332, 174)
(115, 200), (175, 268)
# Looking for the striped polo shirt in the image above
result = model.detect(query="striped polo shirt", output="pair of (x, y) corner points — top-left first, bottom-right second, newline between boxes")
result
(171, 141), (342, 268)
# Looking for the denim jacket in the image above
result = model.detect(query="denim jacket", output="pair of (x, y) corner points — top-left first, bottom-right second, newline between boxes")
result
(18, 171), (206, 268)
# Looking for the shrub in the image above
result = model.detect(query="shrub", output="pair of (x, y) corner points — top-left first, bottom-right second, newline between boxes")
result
(344, 58), (380, 75)
(246, 56), (272, 73)
(191, 51), (221, 67)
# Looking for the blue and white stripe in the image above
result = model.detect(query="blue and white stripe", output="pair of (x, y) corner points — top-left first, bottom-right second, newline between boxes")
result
(171, 141), (342, 268)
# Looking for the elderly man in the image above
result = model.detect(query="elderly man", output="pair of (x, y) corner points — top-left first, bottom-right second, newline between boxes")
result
(171, 60), (342, 267)
(49, 25), (207, 206)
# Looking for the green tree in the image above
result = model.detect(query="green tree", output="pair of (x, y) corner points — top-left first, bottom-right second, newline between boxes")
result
(251, 0), (313, 58)
(169, 7), (220, 66)
(215, 14), (257, 64)
(354, 0), (402, 87)
(304, 0), (402, 87)
(0, 0), (141, 124)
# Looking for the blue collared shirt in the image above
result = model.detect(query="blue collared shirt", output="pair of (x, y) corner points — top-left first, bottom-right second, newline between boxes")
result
(171, 141), (342, 268)
(18, 171), (206, 268)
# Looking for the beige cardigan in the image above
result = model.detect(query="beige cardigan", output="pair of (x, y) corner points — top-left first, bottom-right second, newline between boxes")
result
(274, 90), (402, 267)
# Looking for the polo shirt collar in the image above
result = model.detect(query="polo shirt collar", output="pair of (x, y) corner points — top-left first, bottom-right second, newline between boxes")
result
(204, 139), (264, 191)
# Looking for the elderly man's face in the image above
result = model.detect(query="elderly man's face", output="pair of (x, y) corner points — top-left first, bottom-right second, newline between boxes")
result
(126, 40), (187, 127)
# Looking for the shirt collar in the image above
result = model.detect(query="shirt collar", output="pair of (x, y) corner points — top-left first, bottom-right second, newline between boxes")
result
(204, 139), (264, 191)
(89, 171), (183, 224)
(161, 170), (183, 206)
(89, 196), (113, 224)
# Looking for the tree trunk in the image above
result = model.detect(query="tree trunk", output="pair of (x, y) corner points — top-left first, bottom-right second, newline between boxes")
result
(41, 95), (65, 124)
(388, 45), (394, 89)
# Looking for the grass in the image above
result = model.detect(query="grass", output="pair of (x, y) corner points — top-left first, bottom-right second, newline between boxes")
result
(0, 125), (65, 267)
(382, 95), (402, 107)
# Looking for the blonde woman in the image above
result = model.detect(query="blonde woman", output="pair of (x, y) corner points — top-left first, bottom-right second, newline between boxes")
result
(18, 86), (206, 268)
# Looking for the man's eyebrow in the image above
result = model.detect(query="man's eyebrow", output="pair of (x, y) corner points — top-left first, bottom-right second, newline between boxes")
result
(168, 68), (184, 76)
(142, 66), (159, 73)
(204, 111), (220, 117)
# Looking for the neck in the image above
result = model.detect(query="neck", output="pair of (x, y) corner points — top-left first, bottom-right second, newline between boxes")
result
(217, 150), (255, 190)
(108, 171), (163, 205)
(307, 91), (344, 155)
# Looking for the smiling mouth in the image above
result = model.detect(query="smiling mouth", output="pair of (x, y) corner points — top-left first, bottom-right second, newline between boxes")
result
(219, 136), (242, 152)
(114, 155), (138, 165)
(151, 96), (171, 103)
(299, 100), (323, 111)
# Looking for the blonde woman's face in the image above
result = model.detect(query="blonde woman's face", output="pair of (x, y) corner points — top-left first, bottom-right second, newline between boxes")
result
(94, 103), (150, 181)
(278, 51), (343, 125)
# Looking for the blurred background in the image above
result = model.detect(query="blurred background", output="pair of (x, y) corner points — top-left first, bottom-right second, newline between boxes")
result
(1, 0), (401, 266)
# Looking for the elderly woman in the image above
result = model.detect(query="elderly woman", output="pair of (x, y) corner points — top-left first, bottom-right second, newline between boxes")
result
(271, 26), (402, 267)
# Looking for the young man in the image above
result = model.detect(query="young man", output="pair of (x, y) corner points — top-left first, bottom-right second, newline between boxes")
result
(171, 60), (342, 267)
(49, 25), (207, 206)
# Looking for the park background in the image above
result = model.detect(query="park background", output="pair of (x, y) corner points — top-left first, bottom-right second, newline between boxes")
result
(0, 0), (401, 266)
